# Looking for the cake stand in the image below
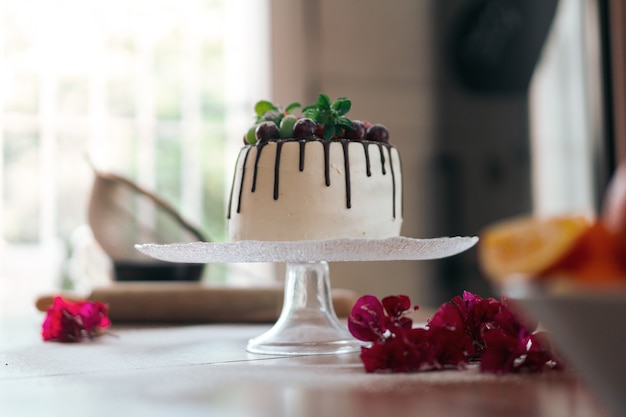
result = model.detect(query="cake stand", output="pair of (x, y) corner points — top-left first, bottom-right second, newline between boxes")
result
(136, 236), (478, 355)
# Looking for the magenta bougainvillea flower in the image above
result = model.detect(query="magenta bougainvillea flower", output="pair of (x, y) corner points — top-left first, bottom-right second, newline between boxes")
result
(348, 295), (388, 342)
(348, 291), (562, 374)
(348, 294), (417, 343)
(42, 296), (111, 343)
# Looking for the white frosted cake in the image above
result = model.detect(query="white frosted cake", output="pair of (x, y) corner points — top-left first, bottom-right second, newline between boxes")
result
(227, 94), (403, 242)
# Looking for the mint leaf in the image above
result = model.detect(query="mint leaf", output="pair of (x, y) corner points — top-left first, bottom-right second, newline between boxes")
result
(285, 102), (301, 114)
(336, 117), (353, 130)
(322, 124), (336, 140)
(331, 98), (351, 116)
(303, 107), (320, 121)
(317, 94), (331, 109)
(254, 100), (276, 116)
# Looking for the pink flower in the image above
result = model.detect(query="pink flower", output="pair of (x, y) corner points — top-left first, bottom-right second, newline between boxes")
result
(420, 326), (471, 369)
(348, 292), (562, 375)
(381, 295), (415, 333)
(480, 329), (563, 373)
(42, 296), (111, 343)
(347, 294), (418, 343)
(347, 295), (387, 342)
(360, 337), (415, 373)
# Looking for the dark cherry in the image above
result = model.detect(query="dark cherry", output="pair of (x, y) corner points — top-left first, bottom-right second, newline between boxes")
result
(293, 118), (318, 138)
(365, 124), (389, 143)
(344, 120), (366, 140)
(255, 121), (280, 143)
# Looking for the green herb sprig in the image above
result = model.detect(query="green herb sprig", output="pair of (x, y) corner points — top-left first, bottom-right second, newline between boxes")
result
(302, 94), (353, 139)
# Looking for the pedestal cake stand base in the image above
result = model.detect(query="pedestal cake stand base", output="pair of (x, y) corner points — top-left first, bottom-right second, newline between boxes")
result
(246, 261), (362, 355)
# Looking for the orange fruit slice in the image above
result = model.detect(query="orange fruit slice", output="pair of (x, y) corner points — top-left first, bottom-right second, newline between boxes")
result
(539, 220), (626, 285)
(478, 214), (591, 283)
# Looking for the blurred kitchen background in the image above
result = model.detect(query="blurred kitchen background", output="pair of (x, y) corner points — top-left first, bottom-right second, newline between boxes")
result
(1, 0), (624, 315)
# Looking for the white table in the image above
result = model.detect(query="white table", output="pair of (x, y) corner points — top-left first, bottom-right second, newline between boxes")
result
(0, 315), (610, 417)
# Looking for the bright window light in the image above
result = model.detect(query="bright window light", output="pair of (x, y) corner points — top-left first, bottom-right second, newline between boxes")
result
(0, 0), (270, 314)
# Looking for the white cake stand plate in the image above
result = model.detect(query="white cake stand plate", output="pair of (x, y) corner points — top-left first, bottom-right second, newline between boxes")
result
(136, 236), (478, 355)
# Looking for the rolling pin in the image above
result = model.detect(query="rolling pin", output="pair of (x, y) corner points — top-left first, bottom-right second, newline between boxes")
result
(35, 282), (359, 324)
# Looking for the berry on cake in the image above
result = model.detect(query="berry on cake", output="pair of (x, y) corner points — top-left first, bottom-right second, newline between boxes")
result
(227, 94), (403, 242)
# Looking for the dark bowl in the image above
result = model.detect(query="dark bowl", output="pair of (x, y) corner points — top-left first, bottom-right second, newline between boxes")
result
(113, 261), (205, 282)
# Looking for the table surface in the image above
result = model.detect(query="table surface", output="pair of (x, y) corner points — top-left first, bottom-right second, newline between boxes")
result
(0, 315), (611, 417)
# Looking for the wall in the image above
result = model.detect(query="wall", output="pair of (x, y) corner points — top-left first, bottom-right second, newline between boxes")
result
(269, 0), (545, 306)
(269, 0), (438, 306)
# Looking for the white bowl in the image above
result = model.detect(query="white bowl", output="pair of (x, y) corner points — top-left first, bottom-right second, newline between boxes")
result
(505, 282), (626, 417)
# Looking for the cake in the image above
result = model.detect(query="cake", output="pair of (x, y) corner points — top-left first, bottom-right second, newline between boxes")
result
(227, 94), (403, 241)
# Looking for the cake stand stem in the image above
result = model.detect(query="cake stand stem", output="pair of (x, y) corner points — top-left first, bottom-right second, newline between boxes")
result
(246, 261), (362, 355)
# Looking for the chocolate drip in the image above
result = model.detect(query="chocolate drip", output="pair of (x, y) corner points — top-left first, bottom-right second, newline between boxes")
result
(231, 138), (400, 218)
(322, 141), (331, 186)
(251, 142), (267, 193)
(273, 141), (283, 200)
(233, 146), (252, 215)
(385, 144), (397, 219)
(226, 147), (247, 219)
(361, 141), (372, 177)
(298, 140), (306, 171)
(377, 142), (387, 175)
(342, 140), (351, 209)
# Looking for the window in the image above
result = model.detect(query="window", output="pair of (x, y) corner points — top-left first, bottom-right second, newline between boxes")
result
(529, 0), (598, 216)
(0, 0), (270, 314)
